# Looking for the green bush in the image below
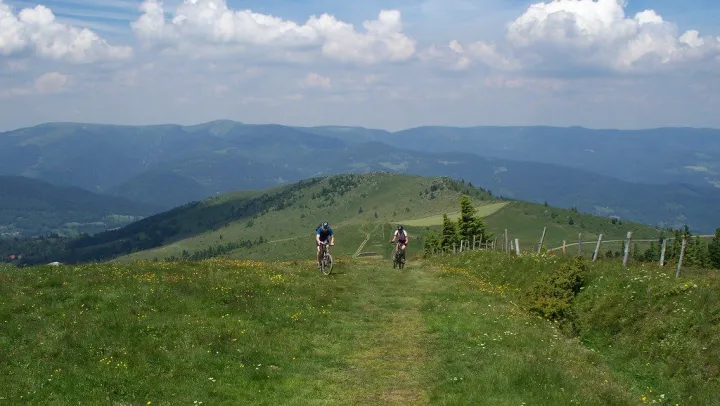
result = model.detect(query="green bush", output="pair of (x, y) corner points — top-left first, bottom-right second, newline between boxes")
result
(525, 257), (587, 327)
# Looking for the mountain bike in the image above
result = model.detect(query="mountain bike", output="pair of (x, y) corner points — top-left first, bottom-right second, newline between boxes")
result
(391, 242), (406, 269)
(318, 241), (333, 275)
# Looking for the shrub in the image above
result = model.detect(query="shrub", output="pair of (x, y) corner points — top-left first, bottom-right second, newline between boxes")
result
(525, 257), (587, 331)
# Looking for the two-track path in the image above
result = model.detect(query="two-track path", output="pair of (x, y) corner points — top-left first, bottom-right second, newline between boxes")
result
(307, 255), (638, 405)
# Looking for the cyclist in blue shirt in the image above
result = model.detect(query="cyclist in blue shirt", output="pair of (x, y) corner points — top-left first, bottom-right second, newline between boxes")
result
(316, 222), (335, 268)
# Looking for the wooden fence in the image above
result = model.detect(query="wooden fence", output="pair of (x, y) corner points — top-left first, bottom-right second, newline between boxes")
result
(425, 228), (716, 278)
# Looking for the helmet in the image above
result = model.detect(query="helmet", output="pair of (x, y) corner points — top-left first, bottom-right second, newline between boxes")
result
(322, 222), (329, 229)
(397, 225), (403, 231)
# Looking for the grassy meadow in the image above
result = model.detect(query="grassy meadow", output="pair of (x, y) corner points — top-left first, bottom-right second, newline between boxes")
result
(3, 248), (718, 404)
(5, 172), (716, 403)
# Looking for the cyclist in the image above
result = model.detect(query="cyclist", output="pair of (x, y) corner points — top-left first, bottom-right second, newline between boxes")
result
(390, 225), (409, 260)
(316, 222), (335, 268)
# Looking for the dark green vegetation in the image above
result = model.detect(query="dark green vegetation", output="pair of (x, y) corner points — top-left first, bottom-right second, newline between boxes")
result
(0, 176), (157, 237)
(3, 121), (720, 232)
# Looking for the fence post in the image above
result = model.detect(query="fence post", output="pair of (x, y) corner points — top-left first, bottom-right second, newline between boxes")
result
(504, 229), (509, 254)
(493, 237), (497, 250)
(537, 227), (547, 253)
(592, 233), (603, 262)
(577, 233), (582, 256)
(514, 238), (520, 256)
(622, 231), (633, 268)
(453, 243), (457, 255)
(675, 237), (687, 278)
(562, 240), (566, 255)
(659, 238), (667, 267)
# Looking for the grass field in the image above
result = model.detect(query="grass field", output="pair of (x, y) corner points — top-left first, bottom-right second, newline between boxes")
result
(483, 201), (662, 254)
(3, 250), (717, 404)
(397, 202), (509, 227)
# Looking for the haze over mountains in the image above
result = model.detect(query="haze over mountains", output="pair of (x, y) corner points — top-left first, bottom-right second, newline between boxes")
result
(1, 120), (719, 233)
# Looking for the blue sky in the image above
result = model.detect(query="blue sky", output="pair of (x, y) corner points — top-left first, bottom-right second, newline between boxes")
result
(2, 0), (720, 131)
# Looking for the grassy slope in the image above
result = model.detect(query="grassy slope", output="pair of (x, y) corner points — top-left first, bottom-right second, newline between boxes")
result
(114, 173), (661, 263)
(116, 173), (496, 261)
(438, 251), (720, 405)
(484, 201), (663, 253)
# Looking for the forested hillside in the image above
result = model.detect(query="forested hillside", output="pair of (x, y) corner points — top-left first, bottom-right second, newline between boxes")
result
(0, 176), (157, 237)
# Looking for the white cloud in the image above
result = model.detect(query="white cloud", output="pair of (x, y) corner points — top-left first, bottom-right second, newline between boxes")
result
(130, 0), (415, 64)
(300, 72), (331, 89)
(437, 0), (720, 74)
(34, 72), (69, 93)
(0, 0), (132, 63)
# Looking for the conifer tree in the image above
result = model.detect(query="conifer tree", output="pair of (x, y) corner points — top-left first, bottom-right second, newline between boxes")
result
(708, 228), (720, 269)
(441, 214), (459, 249)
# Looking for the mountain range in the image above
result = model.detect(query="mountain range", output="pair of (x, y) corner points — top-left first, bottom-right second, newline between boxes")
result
(1, 120), (719, 233)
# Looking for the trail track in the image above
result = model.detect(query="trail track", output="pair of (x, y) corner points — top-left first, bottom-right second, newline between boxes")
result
(353, 223), (380, 258)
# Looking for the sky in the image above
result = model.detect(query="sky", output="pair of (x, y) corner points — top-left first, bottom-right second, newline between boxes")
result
(1, 0), (720, 131)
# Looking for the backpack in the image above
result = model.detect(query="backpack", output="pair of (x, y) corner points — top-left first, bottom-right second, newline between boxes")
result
(397, 229), (406, 240)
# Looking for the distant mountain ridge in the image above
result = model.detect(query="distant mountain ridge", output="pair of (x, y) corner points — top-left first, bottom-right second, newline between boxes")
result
(303, 124), (720, 188)
(1, 120), (719, 232)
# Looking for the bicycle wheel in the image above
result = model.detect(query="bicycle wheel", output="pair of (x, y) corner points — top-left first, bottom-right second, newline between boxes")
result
(322, 253), (333, 275)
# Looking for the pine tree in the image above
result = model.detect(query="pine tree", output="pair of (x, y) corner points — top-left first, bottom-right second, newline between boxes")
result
(457, 195), (489, 243)
(708, 228), (720, 269)
(643, 241), (658, 262)
(423, 232), (440, 256)
(441, 214), (459, 249)
(696, 236), (710, 269)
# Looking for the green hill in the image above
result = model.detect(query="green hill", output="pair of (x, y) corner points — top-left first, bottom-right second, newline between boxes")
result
(2, 172), (668, 266)
(98, 173), (659, 264)
(110, 173), (497, 262)
(0, 176), (159, 237)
